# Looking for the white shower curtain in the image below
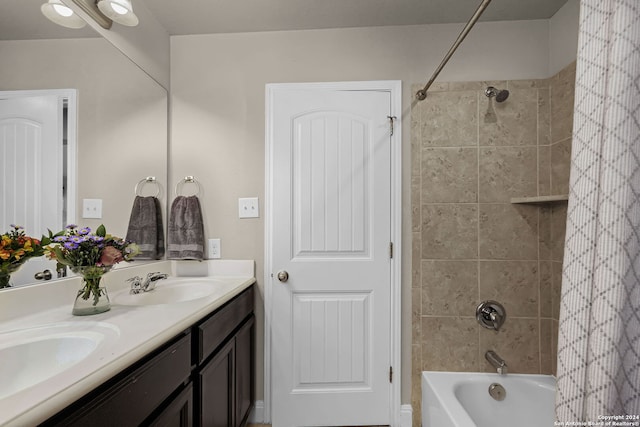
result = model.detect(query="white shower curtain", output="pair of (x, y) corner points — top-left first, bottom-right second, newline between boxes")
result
(556, 0), (640, 422)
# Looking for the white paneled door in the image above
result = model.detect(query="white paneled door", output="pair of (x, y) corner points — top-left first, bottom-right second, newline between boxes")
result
(267, 83), (398, 426)
(0, 94), (63, 235)
(0, 92), (66, 286)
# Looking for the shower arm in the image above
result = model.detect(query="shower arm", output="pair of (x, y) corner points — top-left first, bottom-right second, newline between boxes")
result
(415, 0), (492, 101)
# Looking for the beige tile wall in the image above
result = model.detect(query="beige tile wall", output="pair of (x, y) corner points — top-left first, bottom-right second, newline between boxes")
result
(411, 62), (575, 425)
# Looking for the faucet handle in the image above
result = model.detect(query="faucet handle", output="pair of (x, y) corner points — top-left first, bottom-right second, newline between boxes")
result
(146, 271), (168, 280)
(143, 272), (168, 292)
(128, 276), (143, 294)
(476, 300), (506, 331)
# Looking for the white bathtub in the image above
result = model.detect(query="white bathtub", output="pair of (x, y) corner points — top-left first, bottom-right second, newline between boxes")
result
(422, 371), (556, 427)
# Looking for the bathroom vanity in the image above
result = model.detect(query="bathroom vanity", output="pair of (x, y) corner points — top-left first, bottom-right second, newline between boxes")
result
(0, 260), (255, 427)
(43, 286), (254, 427)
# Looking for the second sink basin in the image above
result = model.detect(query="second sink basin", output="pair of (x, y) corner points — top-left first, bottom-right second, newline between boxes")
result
(112, 277), (223, 306)
(0, 322), (120, 399)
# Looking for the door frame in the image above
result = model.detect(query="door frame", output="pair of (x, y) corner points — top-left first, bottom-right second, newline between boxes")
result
(264, 80), (402, 425)
(0, 88), (78, 228)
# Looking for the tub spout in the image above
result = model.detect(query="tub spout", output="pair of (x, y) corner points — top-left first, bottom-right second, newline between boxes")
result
(485, 350), (508, 375)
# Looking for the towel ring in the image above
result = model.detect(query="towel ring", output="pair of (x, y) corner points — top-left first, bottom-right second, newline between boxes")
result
(135, 176), (161, 197)
(174, 176), (201, 197)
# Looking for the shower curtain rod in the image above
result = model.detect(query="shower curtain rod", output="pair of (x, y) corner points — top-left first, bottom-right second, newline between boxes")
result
(415, 0), (492, 101)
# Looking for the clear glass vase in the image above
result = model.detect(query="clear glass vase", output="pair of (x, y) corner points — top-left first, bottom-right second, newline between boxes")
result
(71, 265), (112, 316)
(0, 263), (22, 289)
(0, 272), (11, 289)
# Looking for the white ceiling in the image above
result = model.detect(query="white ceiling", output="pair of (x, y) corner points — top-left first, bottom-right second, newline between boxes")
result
(146, 0), (570, 35)
(1, 0), (569, 40)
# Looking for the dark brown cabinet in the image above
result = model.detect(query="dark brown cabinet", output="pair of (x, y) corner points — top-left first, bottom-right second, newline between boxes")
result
(198, 315), (255, 427)
(150, 384), (194, 427)
(196, 287), (255, 427)
(234, 317), (254, 426)
(42, 285), (254, 427)
(43, 332), (193, 427)
(198, 339), (234, 427)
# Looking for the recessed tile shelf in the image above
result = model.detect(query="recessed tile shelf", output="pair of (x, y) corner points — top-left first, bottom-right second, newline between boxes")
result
(510, 194), (569, 204)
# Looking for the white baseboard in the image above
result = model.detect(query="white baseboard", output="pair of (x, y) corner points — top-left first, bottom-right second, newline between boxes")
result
(400, 404), (413, 427)
(248, 400), (265, 423)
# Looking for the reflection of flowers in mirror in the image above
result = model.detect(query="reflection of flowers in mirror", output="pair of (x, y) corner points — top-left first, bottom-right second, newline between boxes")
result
(0, 225), (48, 289)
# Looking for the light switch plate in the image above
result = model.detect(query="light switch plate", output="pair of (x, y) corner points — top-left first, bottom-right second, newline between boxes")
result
(238, 197), (259, 218)
(82, 198), (102, 219)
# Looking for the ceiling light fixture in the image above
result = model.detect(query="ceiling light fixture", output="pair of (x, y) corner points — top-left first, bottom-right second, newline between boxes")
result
(41, 0), (87, 29)
(70, 0), (112, 30)
(97, 0), (139, 26)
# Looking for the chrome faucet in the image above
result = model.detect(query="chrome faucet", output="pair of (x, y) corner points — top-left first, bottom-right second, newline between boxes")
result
(476, 300), (506, 331)
(485, 350), (508, 375)
(128, 272), (168, 294)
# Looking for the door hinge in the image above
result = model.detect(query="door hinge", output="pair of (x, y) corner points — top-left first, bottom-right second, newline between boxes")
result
(387, 115), (397, 136)
(389, 366), (393, 383)
(389, 242), (393, 259)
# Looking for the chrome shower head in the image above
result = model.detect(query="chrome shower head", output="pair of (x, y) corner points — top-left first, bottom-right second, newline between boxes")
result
(485, 86), (509, 102)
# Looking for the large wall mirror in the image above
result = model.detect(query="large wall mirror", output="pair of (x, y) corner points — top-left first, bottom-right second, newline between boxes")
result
(0, 0), (168, 287)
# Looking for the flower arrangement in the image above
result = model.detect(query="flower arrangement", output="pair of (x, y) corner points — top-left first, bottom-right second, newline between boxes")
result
(47, 224), (139, 307)
(0, 225), (49, 288)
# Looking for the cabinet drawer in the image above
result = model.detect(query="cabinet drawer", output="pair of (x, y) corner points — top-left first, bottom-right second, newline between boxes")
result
(197, 287), (253, 364)
(47, 333), (192, 427)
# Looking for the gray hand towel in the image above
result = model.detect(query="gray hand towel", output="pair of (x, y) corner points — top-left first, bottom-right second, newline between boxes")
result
(125, 196), (165, 260)
(167, 195), (205, 260)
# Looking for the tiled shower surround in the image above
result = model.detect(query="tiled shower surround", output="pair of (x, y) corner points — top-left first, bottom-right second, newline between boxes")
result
(411, 62), (576, 423)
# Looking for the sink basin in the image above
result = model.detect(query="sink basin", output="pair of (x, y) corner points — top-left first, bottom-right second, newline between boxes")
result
(112, 277), (223, 306)
(0, 322), (119, 399)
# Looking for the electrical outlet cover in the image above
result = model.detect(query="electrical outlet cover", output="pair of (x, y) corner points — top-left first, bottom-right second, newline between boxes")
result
(208, 238), (221, 259)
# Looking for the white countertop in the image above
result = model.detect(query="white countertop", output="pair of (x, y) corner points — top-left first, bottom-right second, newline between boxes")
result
(0, 260), (255, 427)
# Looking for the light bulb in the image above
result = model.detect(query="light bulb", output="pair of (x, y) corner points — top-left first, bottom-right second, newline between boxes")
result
(52, 4), (73, 17)
(41, 0), (87, 29)
(97, 0), (139, 26)
(110, 3), (129, 15)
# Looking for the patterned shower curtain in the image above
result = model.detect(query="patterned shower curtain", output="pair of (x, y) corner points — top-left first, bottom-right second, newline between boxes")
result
(555, 0), (640, 422)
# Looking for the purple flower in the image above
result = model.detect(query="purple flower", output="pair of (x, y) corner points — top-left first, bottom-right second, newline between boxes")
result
(66, 224), (77, 230)
(78, 227), (91, 235)
(63, 242), (79, 250)
(53, 236), (68, 243)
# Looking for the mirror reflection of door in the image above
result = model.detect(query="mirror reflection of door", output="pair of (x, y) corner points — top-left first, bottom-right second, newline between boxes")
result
(0, 89), (76, 286)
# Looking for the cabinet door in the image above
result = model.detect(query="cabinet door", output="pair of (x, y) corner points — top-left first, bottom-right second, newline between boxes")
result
(198, 339), (235, 427)
(149, 383), (193, 427)
(235, 316), (255, 427)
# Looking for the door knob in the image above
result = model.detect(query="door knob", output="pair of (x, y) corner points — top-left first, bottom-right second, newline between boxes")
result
(34, 269), (53, 281)
(277, 270), (289, 282)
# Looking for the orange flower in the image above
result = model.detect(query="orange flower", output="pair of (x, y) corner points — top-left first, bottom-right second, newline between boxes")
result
(13, 249), (25, 260)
